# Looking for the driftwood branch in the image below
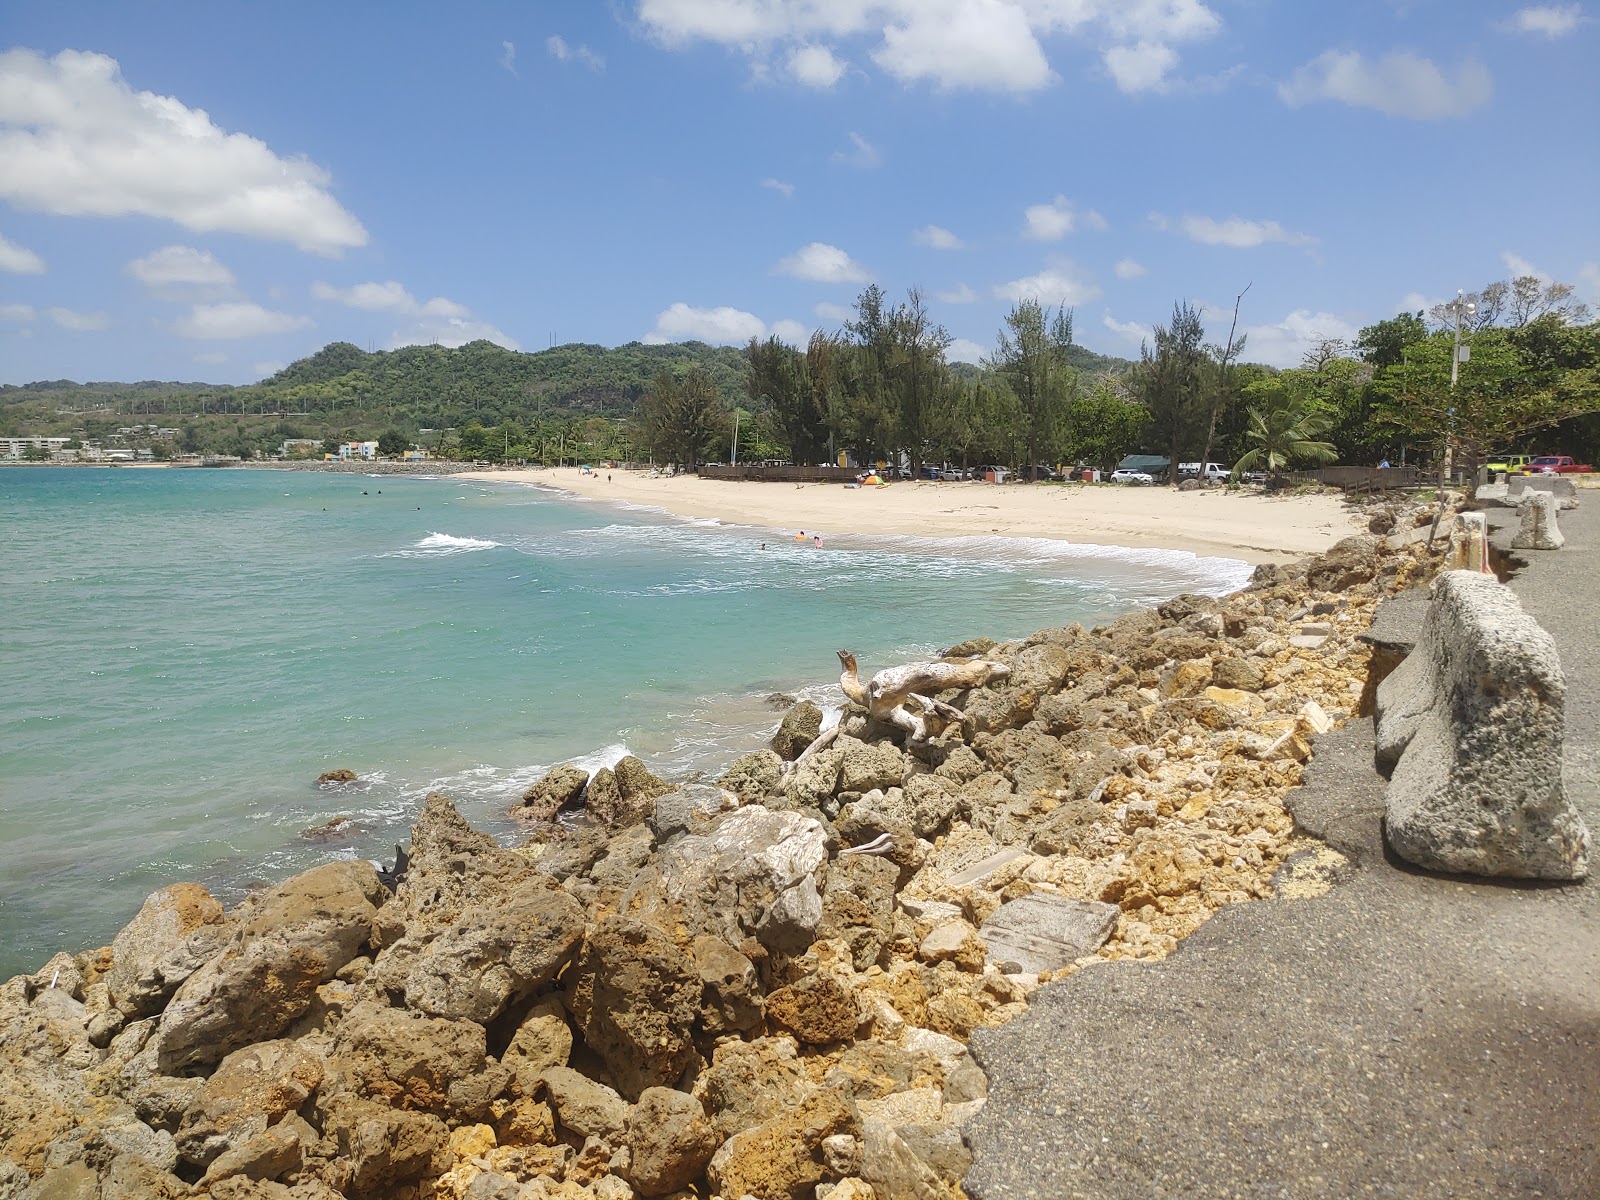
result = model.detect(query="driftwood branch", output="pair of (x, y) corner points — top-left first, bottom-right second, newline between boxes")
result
(836, 649), (1010, 743)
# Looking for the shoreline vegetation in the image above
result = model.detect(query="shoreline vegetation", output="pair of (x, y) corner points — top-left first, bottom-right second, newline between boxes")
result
(0, 483), (1451, 1199)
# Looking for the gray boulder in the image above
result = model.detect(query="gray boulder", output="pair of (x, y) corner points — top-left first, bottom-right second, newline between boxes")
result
(719, 749), (784, 801)
(977, 892), (1121, 972)
(771, 700), (824, 760)
(401, 880), (585, 1021)
(567, 918), (702, 1100)
(518, 763), (589, 821)
(649, 782), (728, 843)
(1378, 570), (1589, 879)
(154, 861), (387, 1072)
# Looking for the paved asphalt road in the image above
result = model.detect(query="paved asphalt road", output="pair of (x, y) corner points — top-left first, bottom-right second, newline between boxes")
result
(965, 497), (1600, 1200)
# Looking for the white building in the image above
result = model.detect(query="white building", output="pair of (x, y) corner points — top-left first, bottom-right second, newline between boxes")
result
(1, 436), (71, 460)
(337, 440), (379, 461)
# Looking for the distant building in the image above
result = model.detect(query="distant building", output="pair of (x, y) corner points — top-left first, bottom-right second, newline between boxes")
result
(403, 449), (429, 461)
(1, 436), (71, 460)
(338, 440), (379, 461)
(279, 438), (323, 458)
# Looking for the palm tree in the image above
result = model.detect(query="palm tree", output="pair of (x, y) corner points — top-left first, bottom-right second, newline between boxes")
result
(1230, 386), (1338, 483)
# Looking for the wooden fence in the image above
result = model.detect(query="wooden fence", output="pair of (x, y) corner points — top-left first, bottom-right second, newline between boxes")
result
(1282, 465), (1428, 492)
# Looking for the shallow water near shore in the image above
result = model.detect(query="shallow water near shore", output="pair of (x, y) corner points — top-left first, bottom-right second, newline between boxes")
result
(0, 467), (1250, 977)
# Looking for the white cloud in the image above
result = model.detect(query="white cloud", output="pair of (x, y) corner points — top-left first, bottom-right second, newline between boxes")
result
(500, 41), (517, 74)
(389, 316), (519, 351)
(1114, 258), (1147, 279)
(761, 177), (795, 197)
(993, 262), (1102, 305)
(1501, 250), (1544, 280)
(937, 283), (978, 304)
(1580, 263), (1600, 304)
(0, 48), (366, 255)
(873, 0), (1052, 92)
(193, 351), (227, 364)
(311, 280), (512, 349)
(1504, 5), (1583, 37)
(1240, 309), (1359, 368)
(788, 43), (846, 87)
(832, 131), (880, 168)
(1, 303), (36, 320)
(312, 279), (470, 319)
(1103, 41), (1178, 93)
(1278, 49), (1492, 119)
(1102, 312), (1147, 343)
(635, 0), (1221, 94)
(1157, 213), (1317, 248)
(1024, 196), (1077, 241)
(947, 336), (986, 364)
(913, 224), (963, 250)
(775, 241), (871, 284)
(547, 35), (605, 71)
(643, 302), (803, 346)
(126, 245), (235, 294)
(46, 306), (110, 331)
(815, 300), (854, 321)
(175, 301), (312, 340)
(0, 232), (45, 274)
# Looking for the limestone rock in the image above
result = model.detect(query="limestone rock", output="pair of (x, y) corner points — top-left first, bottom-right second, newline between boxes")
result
(917, 920), (987, 972)
(786, 746), (845, 810)
(648, 783), (728, 843)
(614, 755), (672, 804)
(645, 804), (828, 953)
(155, 860), (387, 1072)
(707, 1088), (861, 1200)
(765, 972), (861, 1045)
(401, 880), (584, 1022)
(317, 768), (358, 784)
(977, 892), (1119, 973)
(501, 998), (573, 1093)
(818, 854), (898, 971)
(720, 750), (784, 801)
(690, 936), (763, 1035)
(772, 701), (824, 761)
(1009, 643), (1075, 694)
(326, 1002), (508, 1121)
(105, 883), (227, 1017)
(175, 1039), (324, 1169)
(567, 918), (702, 1100)
(1379, 570), (1589, 879)
(518, 764), (590, 821)
(624, 1088), (717, 1197)
(837, 736), (908, 794)
(902, 774), (963, 840)
(1305, 534), (1381, 592)
(695, 1036), (816, 1141)
(1158, 660), (1212, 699)
(1211, 656), (1265, 692)
(320, 1095), (447, 1198)
(540, 1065), (630, 1141)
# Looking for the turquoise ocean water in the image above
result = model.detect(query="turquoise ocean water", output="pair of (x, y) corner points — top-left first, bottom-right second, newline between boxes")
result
(0, 467), (1250, 978)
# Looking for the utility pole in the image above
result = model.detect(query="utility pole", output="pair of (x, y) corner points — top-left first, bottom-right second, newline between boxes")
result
(731, 409), (740, 466)
(1445, 289), (1475, 484)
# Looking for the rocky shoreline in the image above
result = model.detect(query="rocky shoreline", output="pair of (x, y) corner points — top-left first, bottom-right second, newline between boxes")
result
(0, 498), (1452, 1200)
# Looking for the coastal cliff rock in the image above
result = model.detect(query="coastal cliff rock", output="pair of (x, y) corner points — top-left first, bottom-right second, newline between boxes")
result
(0, 501), (1461, 1200)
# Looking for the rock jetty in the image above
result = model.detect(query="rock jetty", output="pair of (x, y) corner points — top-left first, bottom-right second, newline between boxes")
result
(0, 502), (1458, 1200)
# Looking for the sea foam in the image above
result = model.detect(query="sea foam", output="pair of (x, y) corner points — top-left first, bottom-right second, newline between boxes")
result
(385, 532), (502, 557)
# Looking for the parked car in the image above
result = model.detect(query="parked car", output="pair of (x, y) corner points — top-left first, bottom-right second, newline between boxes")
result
(1485, 453), (1535, 474)
(937, 466), (965, 481)
(1024, 464), (1061, 481)
(1110, 468), (1153, 484)
(1179, 462), (1229, 482)
(1528, 455), (1594, 474)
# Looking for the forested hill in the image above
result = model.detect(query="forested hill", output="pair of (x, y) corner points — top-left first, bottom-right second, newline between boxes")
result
(0, 339), (751, 428)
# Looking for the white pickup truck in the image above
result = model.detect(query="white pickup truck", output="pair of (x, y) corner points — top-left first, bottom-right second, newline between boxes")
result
(1179, 462), (1229, 482)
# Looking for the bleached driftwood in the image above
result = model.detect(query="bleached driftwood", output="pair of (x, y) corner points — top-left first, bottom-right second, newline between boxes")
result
(836, 649), (1010, 743)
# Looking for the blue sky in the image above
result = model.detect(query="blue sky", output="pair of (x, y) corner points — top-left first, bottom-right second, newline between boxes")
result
(1, 1), (1595, 385)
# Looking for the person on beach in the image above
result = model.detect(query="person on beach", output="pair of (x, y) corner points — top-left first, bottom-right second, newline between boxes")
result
(813, 534), (823, 549)
(795, 530), (807, 541)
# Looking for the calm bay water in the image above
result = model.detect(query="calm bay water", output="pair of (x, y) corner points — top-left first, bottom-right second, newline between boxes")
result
(0, 466), (1249, 977)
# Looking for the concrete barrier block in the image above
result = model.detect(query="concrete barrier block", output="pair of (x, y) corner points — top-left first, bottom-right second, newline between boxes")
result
(1509, 475), (1578, 510)
(1382, 571), (1589, 880)
(1444, 511), (1488, 573)
(1511, 490), (1564, 550)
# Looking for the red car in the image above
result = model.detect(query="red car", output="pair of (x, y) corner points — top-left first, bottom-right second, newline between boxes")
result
(1528, 455), (1594, 474)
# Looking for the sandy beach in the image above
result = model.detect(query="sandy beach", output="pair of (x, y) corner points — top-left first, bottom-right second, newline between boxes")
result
(483, 467), (1366, 565)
